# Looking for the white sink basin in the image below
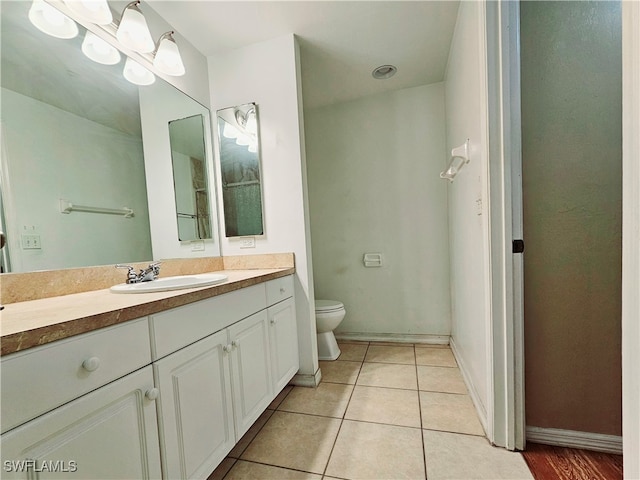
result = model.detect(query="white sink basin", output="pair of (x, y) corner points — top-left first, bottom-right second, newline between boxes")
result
(110, 273), (228, 294)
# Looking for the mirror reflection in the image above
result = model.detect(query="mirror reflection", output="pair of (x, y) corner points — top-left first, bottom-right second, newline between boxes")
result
(217, 103), (264, 237)
(169, 115), (212, 241)
(0, 1), (218, 273)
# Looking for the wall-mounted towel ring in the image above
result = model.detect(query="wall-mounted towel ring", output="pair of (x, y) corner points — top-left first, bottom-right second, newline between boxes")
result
(440, 139), (470, 181)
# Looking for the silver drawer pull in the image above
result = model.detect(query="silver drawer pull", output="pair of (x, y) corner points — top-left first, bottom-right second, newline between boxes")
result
(145, 388), (160, 401)
(82, 357), (101, 372)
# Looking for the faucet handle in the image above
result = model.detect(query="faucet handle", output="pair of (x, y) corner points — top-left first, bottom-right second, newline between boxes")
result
(116, 264), (138, 283)
(148, 261), (161, 275)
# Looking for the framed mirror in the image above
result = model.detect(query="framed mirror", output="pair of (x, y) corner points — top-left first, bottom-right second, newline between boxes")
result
(217, 103), (264, 237)
(169, 114), (212, 241)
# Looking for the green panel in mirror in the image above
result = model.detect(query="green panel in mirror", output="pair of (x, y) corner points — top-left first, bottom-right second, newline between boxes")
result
(217, 103), (264, 237)
(169, 115), (212, 241)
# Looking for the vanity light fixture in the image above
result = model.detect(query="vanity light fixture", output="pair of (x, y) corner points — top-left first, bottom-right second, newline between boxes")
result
(64, 0), (112, 25)
(116, 1), (154, 53)
(28, 0), (78, 39)
(153, 31), (185, 76)
(123, 56), (155, 85)
(372, 64), (397, 80)
(81, 31), (121, 65)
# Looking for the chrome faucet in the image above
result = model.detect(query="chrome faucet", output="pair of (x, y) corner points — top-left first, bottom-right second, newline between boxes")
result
(116, 262), (161, 284)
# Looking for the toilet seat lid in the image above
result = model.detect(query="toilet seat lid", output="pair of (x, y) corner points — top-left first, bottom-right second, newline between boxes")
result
(315, 300), (344, 312)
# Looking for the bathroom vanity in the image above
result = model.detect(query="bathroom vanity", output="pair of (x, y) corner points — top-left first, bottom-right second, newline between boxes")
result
(0, 267), (298, 479)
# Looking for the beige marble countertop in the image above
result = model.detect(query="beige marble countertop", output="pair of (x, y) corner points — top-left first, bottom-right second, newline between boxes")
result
(0, 267), (294, 356)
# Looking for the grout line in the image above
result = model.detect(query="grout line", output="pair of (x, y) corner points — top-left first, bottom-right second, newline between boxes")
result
(228, 458), (324, 477)
(414, 344), (429, 479)
(320, 342), (370, 478)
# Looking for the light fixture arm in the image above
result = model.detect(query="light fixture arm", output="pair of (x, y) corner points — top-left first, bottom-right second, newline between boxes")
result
(154, 30), (176, 54)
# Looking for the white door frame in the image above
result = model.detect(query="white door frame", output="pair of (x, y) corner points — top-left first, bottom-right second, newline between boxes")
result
(485, 0), (524, 451)
(621, 1), (640, 477)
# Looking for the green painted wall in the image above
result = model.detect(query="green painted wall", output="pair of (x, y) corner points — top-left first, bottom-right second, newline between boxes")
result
(521, 1), (622, 435)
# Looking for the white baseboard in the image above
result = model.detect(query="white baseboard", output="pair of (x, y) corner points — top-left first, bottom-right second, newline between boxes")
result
(526, 426), (623, 454)
(450, 337), (489, 435)
(290, 368), (321, 388)
(335, 332), (450, 345)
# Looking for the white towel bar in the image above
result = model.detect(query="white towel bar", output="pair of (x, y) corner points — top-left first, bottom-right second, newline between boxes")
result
(60, 199), (134, 218)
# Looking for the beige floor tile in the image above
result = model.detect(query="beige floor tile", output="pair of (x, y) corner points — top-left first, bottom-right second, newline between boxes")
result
(345, 386), (421, 428)
(364, 345), (416, 365)
(268, 385), (293, 410)
(337, 343), (368, 362)
(420, 391), (484, 436)
(240, 411), (341, 474)
(319, 360), (361, 384)
(357, 362), (418, 390)
(228, 409), (274, 458)
(415, 347), (457, 367)
(225, 460), (322, 479)
(423, 430), (533, 479)
(278, 383), (354, 418)
(326, 420), (425, 479)
(415, 343), (450, 349)
(417, 365), (467, 394)
(206, 457), (236, 480)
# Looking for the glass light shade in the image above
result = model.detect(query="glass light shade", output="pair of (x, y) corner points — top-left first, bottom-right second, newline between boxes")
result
(123, 57), (155, 86)
(116, 2), (154, 53)
(235, 133), (251, 146)
(248, 143), (257, 153)
(244, 110), (257, 135)
(82, 31), (121, 65)
(28, 0), (78, 39)
(64, 0), (112, 25)
(222, 122), (240, 139)
(153, 32), (185, 76)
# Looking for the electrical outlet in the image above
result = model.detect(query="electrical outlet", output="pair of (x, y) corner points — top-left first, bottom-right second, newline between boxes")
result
(191, 240), (205, 251)
(21, 234), (41, 250)
(239, 237), (255, 249)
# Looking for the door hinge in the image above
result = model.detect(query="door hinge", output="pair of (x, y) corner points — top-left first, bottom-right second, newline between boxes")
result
(513, 239), (525, 254)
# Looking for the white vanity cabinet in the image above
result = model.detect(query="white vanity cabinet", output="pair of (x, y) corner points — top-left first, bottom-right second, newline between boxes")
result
(152, 275), (297, 480)
(0, 317), (161, 480)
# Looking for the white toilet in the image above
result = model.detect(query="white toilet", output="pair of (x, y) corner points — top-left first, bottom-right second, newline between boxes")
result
(315, 300), (346, 361)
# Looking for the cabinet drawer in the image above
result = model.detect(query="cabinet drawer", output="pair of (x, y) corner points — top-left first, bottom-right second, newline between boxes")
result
(149, 284), (267, 360)
(0, 318), (151, 434)
(266, 275), (294, 306)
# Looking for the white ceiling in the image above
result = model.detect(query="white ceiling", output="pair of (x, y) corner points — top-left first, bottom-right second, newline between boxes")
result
(147, 1), (460, 109)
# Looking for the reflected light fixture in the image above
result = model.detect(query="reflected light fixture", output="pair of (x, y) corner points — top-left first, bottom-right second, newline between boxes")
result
(244, 107), (257, 135)
(82, 31), (121, 65)
(123, 57), (155, 85)
(64, 0), (112, 25)
(28, 0), (78, 39)
(116, 1), (154, 53)
(223, 122), (240, 139)
(153, 31), (185, 76)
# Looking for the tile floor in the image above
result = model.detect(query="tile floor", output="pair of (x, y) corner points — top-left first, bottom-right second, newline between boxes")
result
(209, 341), (534, 480)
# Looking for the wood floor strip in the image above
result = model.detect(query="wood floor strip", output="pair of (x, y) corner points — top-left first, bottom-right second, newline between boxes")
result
(522, 442), (623, 480)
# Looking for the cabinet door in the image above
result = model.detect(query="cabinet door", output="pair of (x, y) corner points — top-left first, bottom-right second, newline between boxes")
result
(228, 311), (273, 439)
(154, 330), (234, 480)
(268, 298), (299, 392)
(0, 367), (161, 480)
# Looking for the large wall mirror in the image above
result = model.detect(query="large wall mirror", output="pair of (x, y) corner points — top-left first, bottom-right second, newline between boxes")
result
(0, 1), (219, 273)
(217, 103), (264, 237)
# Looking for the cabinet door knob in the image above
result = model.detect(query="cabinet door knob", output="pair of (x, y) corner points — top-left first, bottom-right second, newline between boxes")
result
(270, 318), (276, 325)
(82, 357), (100, 372)
(145, 388), (159, 401)
(223, 344), (232, 353)
(280, 287), (286, 294)
(231, 340), (239, 349)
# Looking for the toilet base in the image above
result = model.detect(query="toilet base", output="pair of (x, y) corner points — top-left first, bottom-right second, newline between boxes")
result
(317, 331), (341, 361)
